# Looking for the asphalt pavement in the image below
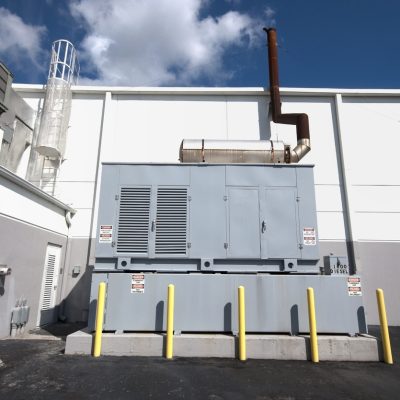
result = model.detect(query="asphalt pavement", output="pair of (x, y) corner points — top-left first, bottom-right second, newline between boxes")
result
(0, 325), (399, 400)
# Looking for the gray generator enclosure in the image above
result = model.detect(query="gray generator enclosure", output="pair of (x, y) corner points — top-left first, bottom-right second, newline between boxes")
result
(89, 163), (367, 335)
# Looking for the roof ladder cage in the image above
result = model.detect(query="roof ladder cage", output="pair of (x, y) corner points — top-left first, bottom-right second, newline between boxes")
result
(31, 39), (79, 195)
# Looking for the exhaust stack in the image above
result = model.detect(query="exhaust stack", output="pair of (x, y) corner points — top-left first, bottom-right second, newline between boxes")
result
(179, 28), (311, 164)
(265, 27), (311, 162)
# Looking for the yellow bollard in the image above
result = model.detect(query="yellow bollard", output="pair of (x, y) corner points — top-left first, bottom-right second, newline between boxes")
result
(376, 288), (393, 364)
(166, 284), (175, 359)
(307, 287), (319, 363)
(238, 286), (246, 361)
(93, 282), (106, 357)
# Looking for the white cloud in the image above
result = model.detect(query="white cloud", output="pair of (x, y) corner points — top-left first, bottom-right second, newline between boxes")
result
(0, 7), (46, 70)
(70, 0), (261, 86)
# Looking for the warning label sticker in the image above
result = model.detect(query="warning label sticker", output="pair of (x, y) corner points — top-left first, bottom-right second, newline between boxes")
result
(347, 276), (362, 296)
(303, 227), (316, 246)
(99, 225), (113, 243)
(131, 274), (145, 294)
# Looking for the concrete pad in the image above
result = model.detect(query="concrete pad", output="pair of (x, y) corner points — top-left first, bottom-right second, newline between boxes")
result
(103, 333), (164, 356)
(247, 335), (308, 360)
(65, 329), (381, 361)
(65, 328), (92, 355)
(174, 334), (235, 358)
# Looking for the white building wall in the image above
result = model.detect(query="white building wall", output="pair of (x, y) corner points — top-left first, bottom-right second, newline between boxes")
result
(339, 96), (400, 241)
(13, 85), (400, 326)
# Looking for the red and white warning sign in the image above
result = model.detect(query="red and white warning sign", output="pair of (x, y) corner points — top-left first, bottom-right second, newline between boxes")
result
(347, 276), (362, 296)
(99, 225), (113, 243)
(303, 227), (316, 246)
(131, 274), (145, 294)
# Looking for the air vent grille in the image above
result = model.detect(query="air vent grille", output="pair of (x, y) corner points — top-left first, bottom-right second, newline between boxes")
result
(155, 188), (188, 255)
(117, 187), (151, 253)
(42, 254), (55, 310)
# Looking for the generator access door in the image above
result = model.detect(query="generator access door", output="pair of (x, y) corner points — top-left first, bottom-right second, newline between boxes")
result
(260, 188), (300, 259)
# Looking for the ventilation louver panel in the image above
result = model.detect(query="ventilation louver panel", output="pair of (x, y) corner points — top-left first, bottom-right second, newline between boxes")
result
(42, 254), (55, 311)
(117, 187), (151, 253)
(155, 188), (188, 255)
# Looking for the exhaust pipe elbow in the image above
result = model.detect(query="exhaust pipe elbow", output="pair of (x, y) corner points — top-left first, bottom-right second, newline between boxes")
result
(291, 138), (311, 163)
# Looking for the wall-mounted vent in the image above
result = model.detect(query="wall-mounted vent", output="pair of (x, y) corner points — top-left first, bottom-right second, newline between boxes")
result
(117, 187), (151, 253)
(155, 187), (188, 255)
(38, 244), (61, 327)
(42, 253), (56, 310)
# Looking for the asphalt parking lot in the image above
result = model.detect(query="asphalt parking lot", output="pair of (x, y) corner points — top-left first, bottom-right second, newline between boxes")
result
(0, 325), (399, 400)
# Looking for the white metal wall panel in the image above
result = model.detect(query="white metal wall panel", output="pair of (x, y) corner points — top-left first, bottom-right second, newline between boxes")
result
(108, 95), (228, 162)
(353, 213), (400, 241)
(226, 96), (269, 140)
(55, 181), (96, 209)
(51, 95), (104, 238)
(57, 95), (104, 182)
(16, 93), (43, 113)
(340, 98), (400, 186)
(271, 97), (340, 185)
(314, 185), (344, 212)
(68, 208), (92, 237)
(0, 175), (68, 234)
(316, 212), (346, 241)
(339, 97), (400, 241)
(352, 186), (400, 213)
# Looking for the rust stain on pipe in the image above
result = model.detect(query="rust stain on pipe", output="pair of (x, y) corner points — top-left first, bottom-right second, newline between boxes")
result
(264, 28), (310, 162)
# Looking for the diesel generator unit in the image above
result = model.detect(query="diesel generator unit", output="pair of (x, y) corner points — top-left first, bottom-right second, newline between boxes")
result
(87, 28), (367, 337)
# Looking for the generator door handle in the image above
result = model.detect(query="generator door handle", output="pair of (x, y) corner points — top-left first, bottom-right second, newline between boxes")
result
(151, 220), (156, 232)
(261, 220), (266, 233)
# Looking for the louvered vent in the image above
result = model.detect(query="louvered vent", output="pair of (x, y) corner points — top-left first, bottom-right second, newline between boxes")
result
(155, 188), (188, 255)
(42, 254), (55, 310)
(117, 187), (151, 253)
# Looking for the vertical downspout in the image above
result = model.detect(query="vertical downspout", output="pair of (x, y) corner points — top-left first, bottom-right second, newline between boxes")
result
(86, 91), (110, 268)
(334, 94), (357, 274)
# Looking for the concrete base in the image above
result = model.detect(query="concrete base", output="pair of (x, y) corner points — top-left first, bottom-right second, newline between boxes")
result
(65, 329), (381, 361)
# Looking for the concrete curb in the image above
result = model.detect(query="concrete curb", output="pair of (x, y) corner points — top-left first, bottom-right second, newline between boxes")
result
(65, 329), (381, 361)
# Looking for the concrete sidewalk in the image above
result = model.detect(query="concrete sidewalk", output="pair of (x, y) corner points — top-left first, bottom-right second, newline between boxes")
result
(0, 325), (399, 399)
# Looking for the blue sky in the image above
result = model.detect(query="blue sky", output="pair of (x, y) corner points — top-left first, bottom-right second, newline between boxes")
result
(0, 0), (399, 88)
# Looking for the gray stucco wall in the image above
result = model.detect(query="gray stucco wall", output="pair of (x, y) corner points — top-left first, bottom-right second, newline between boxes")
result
(356, 241), (400, 326)
(0, 214), (67, 338)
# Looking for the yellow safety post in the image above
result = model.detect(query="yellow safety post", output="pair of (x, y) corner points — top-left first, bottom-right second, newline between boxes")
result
(166, 284), (175, 359)
(238, 285), (246, 361)
(376, 288), (393, 364)
(93, 282), (106, 357)
(307, 287), (319, 363)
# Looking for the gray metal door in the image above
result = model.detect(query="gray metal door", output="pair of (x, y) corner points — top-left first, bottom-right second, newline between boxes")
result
(227, 187), (261, 258)
(37, 244), (61, 326)
(261, 188), (300, 259)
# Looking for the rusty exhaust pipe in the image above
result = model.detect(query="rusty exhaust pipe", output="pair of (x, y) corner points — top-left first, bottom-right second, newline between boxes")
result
(264, 27), (310, 162)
